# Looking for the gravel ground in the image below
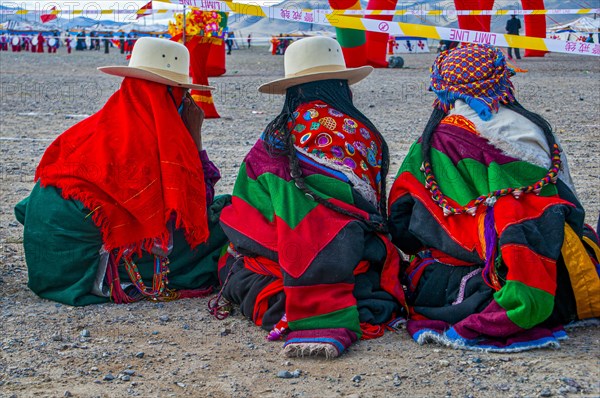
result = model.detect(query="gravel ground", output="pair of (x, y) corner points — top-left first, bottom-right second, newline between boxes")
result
(1, 45), (599, 398)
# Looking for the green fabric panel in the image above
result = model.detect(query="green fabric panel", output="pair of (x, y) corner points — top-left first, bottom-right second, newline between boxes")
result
(335, 28), (366, 48)
(16, 183), (230, 306)
(397, 140), (423, 177)
(288, 306), (362, 336)
(234, 163), (355, 229)
(14, 195), (27, 225)
(120, 195), (231, 290)
(399, 142), (557, 207)
(267, 172), (354, 229)
(232, 162), (275, 222)
(494, 280), (555, 329)
(17, 182), (107, 306)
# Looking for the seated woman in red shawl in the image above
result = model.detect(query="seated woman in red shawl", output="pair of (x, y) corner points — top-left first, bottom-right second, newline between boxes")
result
(388, 44), (600, 352)
(15, 38), (230, 306)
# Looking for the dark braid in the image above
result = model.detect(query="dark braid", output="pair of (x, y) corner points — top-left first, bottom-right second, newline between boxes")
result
(263, 79), (389, 232)
(420, 108), (448, 165)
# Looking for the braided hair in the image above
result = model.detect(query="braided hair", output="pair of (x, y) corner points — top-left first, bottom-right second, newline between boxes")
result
(263, 79), (389, 232)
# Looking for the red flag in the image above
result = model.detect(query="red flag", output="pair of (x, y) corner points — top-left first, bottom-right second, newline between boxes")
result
(40, 6), (58, 23)
(136, 1), (152, 19)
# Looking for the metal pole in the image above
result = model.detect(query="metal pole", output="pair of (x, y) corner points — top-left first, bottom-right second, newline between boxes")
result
(182, 5), (186, 43)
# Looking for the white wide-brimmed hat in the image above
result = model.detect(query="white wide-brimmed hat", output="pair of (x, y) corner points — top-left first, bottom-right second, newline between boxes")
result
(258, 36), (373, 95)
(98, 37), (213, 91)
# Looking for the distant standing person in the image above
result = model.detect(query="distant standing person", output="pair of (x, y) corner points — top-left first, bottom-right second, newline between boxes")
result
(76, 30), (86, 51)
(505, 15), (521, 59)
(65, 35), (72, 54)
(585, 33), (594, 43)
(247, 33), (251, 48)
(226, 32), (233, 55)
(119, 31), (125, 54)
(104, 33), (110, 54)
(36, 33), (45, 53)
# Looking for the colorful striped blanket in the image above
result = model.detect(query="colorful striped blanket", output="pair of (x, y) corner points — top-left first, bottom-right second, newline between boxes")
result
(218, 136), (405, 358)
(388, 114), (600, 352)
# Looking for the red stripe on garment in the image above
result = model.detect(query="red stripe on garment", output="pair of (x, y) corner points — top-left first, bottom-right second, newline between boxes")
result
(244, 256), (283, 279)
(379, 234), (407, 308)
(389, 172), (482, 256)
(493, 195), (573, 236)
(501, 244), (557, 294)
(388, 171), (413, 206)
(220, 196), (278, 252)
(221, 197), (358, 280)
(353, 260), (370, 275)
(276, 200), (356, 279)
(253, 278), (284, 327)
(285, 283), (356, 322)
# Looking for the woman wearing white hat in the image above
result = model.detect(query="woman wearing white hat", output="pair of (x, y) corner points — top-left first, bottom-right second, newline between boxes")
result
(15, 38), (230, 306)
(217, 37), (405, 358)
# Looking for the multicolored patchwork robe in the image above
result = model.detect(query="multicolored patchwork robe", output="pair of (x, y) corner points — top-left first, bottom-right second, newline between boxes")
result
(219, 102), (405, 357)
(388, 114), (600, 352)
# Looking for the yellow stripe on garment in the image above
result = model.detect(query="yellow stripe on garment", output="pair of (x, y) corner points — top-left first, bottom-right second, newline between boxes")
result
(561, 224), (600, 320)
(582, 236), (600, 263)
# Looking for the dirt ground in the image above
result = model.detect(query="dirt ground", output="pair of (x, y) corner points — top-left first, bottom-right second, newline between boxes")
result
(1, 44), (599, 398)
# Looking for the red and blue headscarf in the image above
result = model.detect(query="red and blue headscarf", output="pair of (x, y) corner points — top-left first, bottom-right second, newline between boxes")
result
(430, 44), (516, 121)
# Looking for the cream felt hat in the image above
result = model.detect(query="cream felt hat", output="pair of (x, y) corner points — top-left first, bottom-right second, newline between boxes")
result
(98, 37), (213, 91)
(258, 36), (373, 95)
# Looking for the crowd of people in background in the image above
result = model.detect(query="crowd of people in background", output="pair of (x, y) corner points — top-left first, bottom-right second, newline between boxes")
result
(270, 34), (293, 55)
(1, 30), (60, 53)
(0, 30), (142, 55)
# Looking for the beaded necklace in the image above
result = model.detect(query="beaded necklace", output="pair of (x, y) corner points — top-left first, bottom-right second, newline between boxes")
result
(421, 143), (562, 216)
(123, 255), (171, 298)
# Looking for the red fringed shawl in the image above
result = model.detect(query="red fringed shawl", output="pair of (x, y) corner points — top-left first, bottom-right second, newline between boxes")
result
(35, 78), (209, 255)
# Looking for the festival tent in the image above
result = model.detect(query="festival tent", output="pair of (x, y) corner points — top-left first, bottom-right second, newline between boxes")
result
(548, 17), (600, 33)
(547, 17), (600, 41)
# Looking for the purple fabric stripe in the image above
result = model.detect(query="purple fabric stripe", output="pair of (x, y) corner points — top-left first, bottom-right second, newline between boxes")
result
(452, 300), (524, 340)
(426, 123), (518, 167)
(407, 313), (565, 351)
(284, 328), (358, 353)
(243, 140), (342, 182)
(462, 326), (562, 349)
(406, 319), (449, 336)
(199, 150), (220, 205)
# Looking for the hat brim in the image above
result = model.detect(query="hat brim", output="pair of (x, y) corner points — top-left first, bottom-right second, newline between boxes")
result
(98, 66), (214, 91)
(258, 66), (373, 95)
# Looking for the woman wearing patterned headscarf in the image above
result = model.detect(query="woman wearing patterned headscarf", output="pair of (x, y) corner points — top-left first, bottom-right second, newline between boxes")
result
(215, 37), (405, 358)
(388, 44), (600, 352)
